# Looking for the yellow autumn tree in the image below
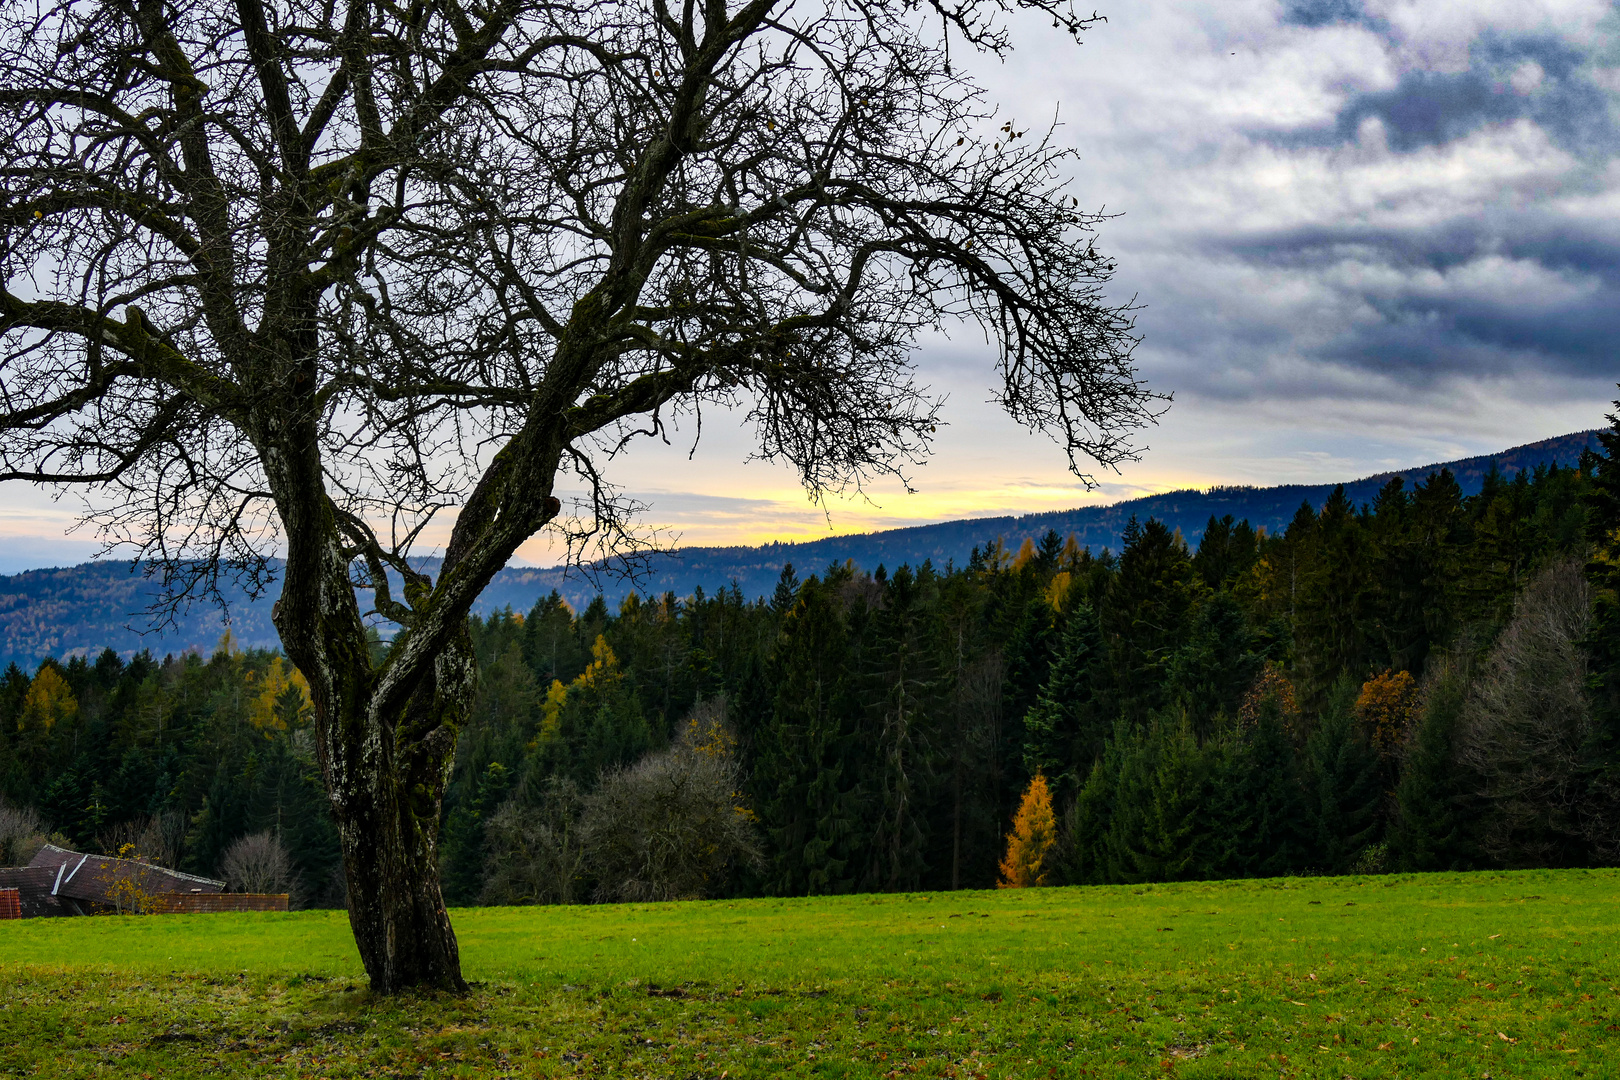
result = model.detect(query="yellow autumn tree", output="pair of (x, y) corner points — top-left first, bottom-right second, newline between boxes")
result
(537, 678), (569, 742)
(1043, 571), (1073, 612)
(20, 663), (78, 732)
(536, 635), (622, 743)
(1354, 669), (1418, 756)
(246, 656), (312, 731)
(214, 627), (243, 660)
(998, 773), (1057, 888)
(1011, 536), (1039, 571)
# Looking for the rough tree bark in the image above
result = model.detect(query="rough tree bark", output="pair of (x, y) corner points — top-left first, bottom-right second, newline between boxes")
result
(1, 0), (1158, 991)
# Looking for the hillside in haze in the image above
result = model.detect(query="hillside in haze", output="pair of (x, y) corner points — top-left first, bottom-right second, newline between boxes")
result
(0, 429), (1600, 669)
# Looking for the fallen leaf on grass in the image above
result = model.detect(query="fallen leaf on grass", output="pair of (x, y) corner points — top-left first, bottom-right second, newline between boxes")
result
(1497, 1032), (1516, 1043)
(1377, 1042), (1392, 1050)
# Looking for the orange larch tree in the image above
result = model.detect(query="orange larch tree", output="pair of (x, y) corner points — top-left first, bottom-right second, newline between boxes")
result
(999, 774), (1057, 888)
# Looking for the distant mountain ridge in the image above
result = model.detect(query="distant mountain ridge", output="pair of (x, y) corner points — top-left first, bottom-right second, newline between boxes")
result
(0, 429), (1600, 669)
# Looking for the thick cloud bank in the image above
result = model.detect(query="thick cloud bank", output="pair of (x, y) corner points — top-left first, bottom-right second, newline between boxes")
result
(999, 0), (1620, 433)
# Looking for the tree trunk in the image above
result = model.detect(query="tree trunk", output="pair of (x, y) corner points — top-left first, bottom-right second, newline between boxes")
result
(323, 647), (477, 994)
(335, 753), (466, 993)
(269, 479), (476, 994)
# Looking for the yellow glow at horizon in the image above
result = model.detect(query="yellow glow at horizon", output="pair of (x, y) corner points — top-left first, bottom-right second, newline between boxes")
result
(509, 467), (1222, 564)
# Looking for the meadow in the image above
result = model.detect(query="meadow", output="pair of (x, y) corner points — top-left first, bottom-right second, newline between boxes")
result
(1, 869), (1616, 1079)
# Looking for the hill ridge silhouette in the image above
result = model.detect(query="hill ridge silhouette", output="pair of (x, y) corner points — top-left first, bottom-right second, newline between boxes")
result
(0, 428), (1599, 668)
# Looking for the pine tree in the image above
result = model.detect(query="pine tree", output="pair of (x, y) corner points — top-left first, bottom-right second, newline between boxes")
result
(1102, 517), (1199, 724)
(860, 565), (940, 893)
(1165, 592), (1261, 736)
(1585, 401), (1620, 768)
(1304, 681), (1383, 873)
(755, 576), (861, 895)
(1388, 651), (1478, 871)
(998, 773), (1056, 887)
(1022, 601), (1108, 799)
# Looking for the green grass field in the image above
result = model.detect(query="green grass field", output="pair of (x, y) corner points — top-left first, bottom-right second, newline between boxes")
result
(2, 870), (1616, 1078)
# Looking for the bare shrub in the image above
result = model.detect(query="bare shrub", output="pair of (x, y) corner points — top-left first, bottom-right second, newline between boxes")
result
(581, 701), (762, 903)
(95, 819), (146, 858)
(0, 798), (46, 866)
(481, 779), (586, 906)
(136, 811), (188, 870)
(219, 832), (298, 895)
(96, 811), (188, 868)
(1458, 557), (1599, 866)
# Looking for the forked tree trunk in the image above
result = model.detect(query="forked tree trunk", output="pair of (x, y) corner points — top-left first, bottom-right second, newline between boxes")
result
(330, 696), (467, 993)
(269, 450), (483, 993)
(315, 633), (479, 993)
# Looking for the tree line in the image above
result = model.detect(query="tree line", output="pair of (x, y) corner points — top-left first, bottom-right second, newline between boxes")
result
(4, 450), (1617, 901)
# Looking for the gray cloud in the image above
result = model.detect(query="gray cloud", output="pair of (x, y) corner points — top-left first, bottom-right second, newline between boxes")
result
(1338, 36), (1611, 154)
(1281, 0), (1384, 32)
(1039, 3), (1620, 418)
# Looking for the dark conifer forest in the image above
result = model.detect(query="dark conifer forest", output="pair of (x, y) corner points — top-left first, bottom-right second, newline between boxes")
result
(5, 445), (1620, 905)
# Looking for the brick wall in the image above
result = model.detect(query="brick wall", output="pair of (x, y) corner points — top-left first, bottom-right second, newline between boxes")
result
(148, 893), (289, 914)
(0, 888), (19, 920)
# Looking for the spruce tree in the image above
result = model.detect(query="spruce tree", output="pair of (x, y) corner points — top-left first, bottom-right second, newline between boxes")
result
(1060, 719), (1133, 885)
(522, 591), (586, 686)
(1304, 682), (1383, 873)
(1106, 718), (1214, 882)
(1388, 653), (1478, 871)
(1205, 708), (1309, 879)
(860, 565), (940, 893)
(1022, 602), (1109, 799)
(441, 761), (511, 904)
(999, 594), (1056, 809)
(1585, 402), (1620, 768)
(755, 577), (861, 895)
(1102, 517), (1199, 723)
(1165, 592), (1261, 736)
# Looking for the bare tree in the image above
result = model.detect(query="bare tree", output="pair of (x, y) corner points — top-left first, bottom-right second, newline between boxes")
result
(219, 830), (299, 895)
(0, 0), (1156, 990)
(98, 810), (184, 866)
(0, 797), (47, 866)
(1458, 557), (1600, 867)
(137, 809), (188, 869)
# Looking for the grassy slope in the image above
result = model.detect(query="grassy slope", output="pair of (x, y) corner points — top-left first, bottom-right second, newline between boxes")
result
(1, 869), (1616, 1078)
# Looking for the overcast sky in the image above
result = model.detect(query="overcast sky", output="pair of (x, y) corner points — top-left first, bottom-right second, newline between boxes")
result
(4, 0), (1619, 573)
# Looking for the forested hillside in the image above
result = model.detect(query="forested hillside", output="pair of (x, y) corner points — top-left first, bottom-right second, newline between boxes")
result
(0, 430), (1598, 670)
(4, 445), (1617, 902)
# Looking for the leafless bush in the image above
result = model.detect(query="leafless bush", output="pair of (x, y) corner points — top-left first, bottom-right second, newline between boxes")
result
(1458, 557), (1599, 866)
(219, 832), (298, 895)
(0, 798), (46, 866)
(96, 810), (187, 868)
(136, 811), (187, 870)
(96, 819), (145, 858)
(480, 779), (586, 906)
(581, 703), (762, 903)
